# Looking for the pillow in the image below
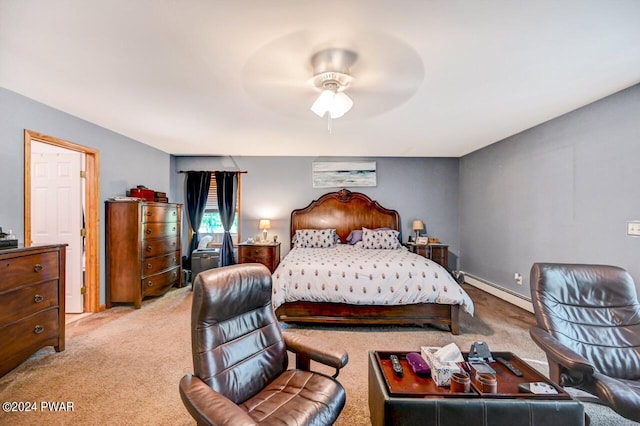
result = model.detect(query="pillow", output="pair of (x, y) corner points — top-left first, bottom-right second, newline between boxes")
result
(361, 227), (400, 249)
(294, 229), (337, 248)
(293, 229), (340, 245)
(346, 229), (363, 245)
(347, 228), (394, 245)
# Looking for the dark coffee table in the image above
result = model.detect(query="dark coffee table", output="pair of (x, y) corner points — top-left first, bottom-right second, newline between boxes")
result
(368, 350), (584, 426)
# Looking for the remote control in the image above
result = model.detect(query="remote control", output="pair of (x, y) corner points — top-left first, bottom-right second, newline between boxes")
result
(496, 357), (523, 377)
(390, 355), (404, 377)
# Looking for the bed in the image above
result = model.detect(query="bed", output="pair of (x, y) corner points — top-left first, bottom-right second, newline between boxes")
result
(272, 189), (473, 334)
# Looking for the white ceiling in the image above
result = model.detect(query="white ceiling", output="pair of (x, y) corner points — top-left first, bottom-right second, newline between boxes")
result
(2, 0), (640, 157)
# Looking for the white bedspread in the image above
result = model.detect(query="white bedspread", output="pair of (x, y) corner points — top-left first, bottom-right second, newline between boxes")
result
(272, 245), (474, 315)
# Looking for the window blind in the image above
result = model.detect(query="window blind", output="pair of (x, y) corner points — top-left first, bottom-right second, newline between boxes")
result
(204, 176), (239, 211)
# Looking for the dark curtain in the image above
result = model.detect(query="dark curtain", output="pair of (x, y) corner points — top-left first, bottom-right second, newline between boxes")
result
(185, 171), (211, 268)
(215, 171), (238, 267)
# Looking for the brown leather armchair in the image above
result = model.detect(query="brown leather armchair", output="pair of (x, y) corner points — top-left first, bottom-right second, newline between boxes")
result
(179, 263), (348, 425)
(529, 263), (640, 423)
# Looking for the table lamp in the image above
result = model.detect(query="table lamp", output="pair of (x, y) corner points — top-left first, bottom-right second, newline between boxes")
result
(259, 219), (271, 242)
(412, 220), (424, 242)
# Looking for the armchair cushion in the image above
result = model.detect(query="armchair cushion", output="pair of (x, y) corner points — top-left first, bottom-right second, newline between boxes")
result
(180, 370), (346, 426)
(240, 369), (346, 424)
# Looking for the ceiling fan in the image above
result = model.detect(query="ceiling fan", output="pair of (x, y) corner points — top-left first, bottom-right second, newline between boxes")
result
(241, 29), (425, 127)
(309, 48), (358, 132)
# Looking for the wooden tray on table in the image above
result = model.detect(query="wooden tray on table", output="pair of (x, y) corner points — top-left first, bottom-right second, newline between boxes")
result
(374, 350), (571, 400)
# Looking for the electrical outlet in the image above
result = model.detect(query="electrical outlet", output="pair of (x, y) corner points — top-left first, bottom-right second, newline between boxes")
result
(627, 221), (640, 236)
(514, 273), (523, 285)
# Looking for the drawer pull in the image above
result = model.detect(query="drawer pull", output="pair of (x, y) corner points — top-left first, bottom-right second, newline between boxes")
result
(172, 211), (176, 216)
(146, 263), (152, 269)
(172, 270), (177, 277)
(254, 250), (260, 254)
(172, 242), (176, 247)
(146, 229), (152, 234)
(34, 294), (44, 303)
(34, 263), (43, 272)
(34, 325), (44, 334)
(146, 246), (152, 252)
(146, 211), (153, 216)
(147, 281), (153, 287)
(172, 226), (176, 231)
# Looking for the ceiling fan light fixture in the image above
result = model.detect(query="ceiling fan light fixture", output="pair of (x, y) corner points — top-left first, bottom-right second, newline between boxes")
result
(309, 49), (358, 131)
(310, 89), (336, 117)
(332, 92), (353, 116)
(310, 88), (353, 119)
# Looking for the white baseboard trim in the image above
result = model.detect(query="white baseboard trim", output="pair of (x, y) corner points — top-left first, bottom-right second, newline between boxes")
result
(462, 273), (534, 313)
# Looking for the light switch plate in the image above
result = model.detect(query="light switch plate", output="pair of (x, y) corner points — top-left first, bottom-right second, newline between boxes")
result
(627, 221), (640, 236)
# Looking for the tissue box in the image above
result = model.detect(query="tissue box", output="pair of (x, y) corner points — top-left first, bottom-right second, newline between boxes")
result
(420, 346), (462, 387)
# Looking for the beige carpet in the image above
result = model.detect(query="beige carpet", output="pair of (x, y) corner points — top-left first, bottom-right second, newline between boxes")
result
(0, 285), (636, 425)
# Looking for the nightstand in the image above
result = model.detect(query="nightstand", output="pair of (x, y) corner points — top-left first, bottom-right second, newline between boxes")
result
(237, 242), (281, 273)
(407, 242), (449, 269)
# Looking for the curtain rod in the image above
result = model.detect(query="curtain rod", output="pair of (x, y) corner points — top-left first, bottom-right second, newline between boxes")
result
(178, 170), (248, 174)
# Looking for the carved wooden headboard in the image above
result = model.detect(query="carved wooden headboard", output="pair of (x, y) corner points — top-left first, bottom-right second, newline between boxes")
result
(290, 189), (401, 243)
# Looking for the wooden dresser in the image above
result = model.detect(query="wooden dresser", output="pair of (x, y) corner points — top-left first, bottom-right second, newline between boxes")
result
(0, 244), (66, 377)
(106, 200), (182, 309)
(238, 242), (281, 273)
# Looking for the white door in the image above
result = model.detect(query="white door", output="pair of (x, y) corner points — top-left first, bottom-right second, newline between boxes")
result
(31, 143), (84, 313)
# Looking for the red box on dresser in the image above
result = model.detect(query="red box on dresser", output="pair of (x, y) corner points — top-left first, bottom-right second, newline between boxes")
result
(128, 188), (155, 201)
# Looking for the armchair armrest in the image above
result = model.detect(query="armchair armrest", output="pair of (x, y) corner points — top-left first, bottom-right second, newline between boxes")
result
(179, 374), (256, 426)
(530, 326), (595, 375)
(282, 331), (348, 377)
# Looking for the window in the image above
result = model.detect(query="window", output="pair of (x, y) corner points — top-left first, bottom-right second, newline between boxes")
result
(198, 175), (241, 245)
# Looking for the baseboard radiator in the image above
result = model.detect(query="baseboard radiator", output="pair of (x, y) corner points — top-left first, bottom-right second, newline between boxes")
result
(460, 272), (534, 313)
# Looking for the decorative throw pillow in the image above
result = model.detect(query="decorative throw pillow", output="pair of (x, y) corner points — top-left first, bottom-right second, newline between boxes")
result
(346, 229), (363, 245)
(294, 229), (337, 248)
(361, 227), (400, 249)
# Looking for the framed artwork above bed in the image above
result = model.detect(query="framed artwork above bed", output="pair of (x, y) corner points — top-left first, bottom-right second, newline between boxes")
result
(312, 161), (376, 188)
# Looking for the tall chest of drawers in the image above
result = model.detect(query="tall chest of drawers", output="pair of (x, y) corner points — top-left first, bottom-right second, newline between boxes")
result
(0, 244), (66, 377)
(106, 201), (182, 309)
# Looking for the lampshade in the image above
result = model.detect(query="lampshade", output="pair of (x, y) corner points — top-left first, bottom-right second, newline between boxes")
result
(310, 89), (353, 119)
(259, 219), (271, 230)
(412, 220), (424, 231)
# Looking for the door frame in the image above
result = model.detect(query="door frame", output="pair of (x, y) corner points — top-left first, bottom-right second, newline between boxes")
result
(24, 130), (102, 313)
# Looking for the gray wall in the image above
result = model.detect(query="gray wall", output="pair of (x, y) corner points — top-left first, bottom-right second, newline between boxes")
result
(0, 87), (173, 305)
(459, 84), (640, 297)
(174, 156), (461, 264)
